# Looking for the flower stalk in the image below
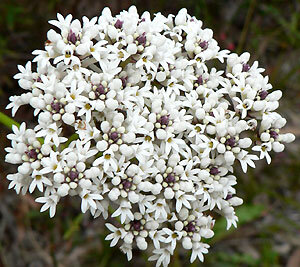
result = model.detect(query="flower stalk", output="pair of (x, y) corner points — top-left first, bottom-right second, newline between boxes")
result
(0, 111), (20, 129)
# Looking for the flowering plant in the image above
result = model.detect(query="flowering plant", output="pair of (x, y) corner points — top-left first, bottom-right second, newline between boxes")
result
(3, 6), (295, 266)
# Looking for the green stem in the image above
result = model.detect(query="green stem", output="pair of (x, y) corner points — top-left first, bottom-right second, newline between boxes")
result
(0, 111), (73, 147)
(236, 0), (257, 54)
(0, 111), (20, 129)
(0, 111), (44, 143)
(171, 248), (181, 267)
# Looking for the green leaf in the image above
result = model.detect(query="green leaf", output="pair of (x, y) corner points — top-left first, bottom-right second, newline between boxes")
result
(62, 133), (79, 149)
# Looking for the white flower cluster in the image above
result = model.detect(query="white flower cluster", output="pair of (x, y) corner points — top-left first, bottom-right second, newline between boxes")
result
(5, 6), (295, 266)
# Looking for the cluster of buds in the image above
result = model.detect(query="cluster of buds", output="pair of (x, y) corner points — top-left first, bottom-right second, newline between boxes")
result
(5, 6), (295, 266)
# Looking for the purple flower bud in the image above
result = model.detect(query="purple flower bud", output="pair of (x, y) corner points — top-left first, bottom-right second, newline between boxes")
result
(270, 130), (279, 139)
(158, 115), (170, 126)
(259, 90), (268, 100)
(226, 194), (233, 200)
(110, 132), (119, 141)
(51, 101), (63, 113)
(122, 180), (132, 190)
(27, 149), (38, 160)
(242, 63), (250, 72)
(165, 173), (175, 183)
(68, 171), (79, 180)
(186, 222), (196, 232)
(96, 84), (106, 95)
(210, 167), (220, 175)
(225, 137), (236, 147)
(67, 30), (77, 44)
(114, 19), (123, 29)
(196, 76), (204, 85)
(137, 33), (146, 45)
(199, 41), (208, 50)
(131, 220), (142, 231)
(121, 77), (128, 88)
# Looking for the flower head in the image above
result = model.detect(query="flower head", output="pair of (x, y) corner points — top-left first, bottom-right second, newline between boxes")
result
(5, 6), (295, 267)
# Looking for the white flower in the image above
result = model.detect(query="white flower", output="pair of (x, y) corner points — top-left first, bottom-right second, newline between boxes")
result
(160, 132), (186, 155)
(162, 228), (183, 251)
(120, 243), (133, 261)
(252, 142), (272, 164)
(233, 97), (254, 119)
(36, 123), (67, 147)
(29, 169), (52, 193)
(147, 199), (168, 220)
(76, 98), (95, 123)
(93, 149), (118, 172)
(191, 135), (218, 159)
(149, 230), (165, 249)
(49, 13), (73, 30)
(148, 246), (173, 267)
(80, 189), (103, 213)
(65, 80), (87, 105)
(53, 45), (81, 66)
(112, 200), (134, 223)
(138, 195), (156, 215)
(41, 151), (64, 174)
(35, 194), (59, 217)
(105, 223), (126, 247)
(175, 191), (196, 212)
(7, 173), (30, 195)
(73, 140), (98, 161)
(32, 46), (54, 68)
(7, 123), (26, 143)
(237, 150), (259, 172)
(190, 242), (209, 263)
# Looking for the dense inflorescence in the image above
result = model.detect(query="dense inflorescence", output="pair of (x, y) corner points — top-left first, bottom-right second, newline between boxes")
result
(5, 6), (295, 266)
